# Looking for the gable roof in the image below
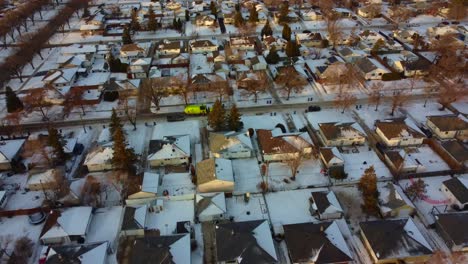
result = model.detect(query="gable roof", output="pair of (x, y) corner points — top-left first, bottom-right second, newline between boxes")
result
(360, 219), (432, 260)
(427, 115), (468, 132)
(121, 43), (145, 52)
(147, 135), (190, 161)
(125, 234), (190, 264)
(440, 140), (468, 164)
(190, 39), (217, 48)
(0, 139), (25, 163)
(375, 119), (425, 140)
(41, 207), (93, 240)
(319, 122), (365, 141)
(355, 57), (378, 73)
(209, 132), (253, 155)
(46, 242), (108, 264)
(256, 129), (298, 155)
(442, 177), (468, 204)
(216, 220), (277, 263)
(320, 147), (344, 164)
(196, 158), (234, 185)
(283, 221), (352, 263)
(196, 192), (226, 217)
(435, 212), (468, 247)
(311, 191), (343, 215)
(380, 183), (414, 212)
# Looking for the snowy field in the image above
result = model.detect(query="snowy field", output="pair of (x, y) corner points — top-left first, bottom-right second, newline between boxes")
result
(267, 159), (329, 191)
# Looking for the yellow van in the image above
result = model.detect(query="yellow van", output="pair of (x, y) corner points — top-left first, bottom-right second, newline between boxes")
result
(184, 104), (209, 115)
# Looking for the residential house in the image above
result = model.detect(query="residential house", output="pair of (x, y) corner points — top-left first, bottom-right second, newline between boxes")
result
(379, 182), (415, 218)
(147, 135), (191, 167)
(190, 39), (218, 53)
(301, 9), (323, 20)
(195, 192), (226, 222)
(215, 220), (278, 263)
(439, 140), (468, 168)
(42, 68), (79, 88)
(0, 139), (25, 171)
(256, 129), (313, 161)
(283, 221), (352, 263)
(384, 150), (423, 173)
(401, 58), (431, 77)
(119, 42), (152, 64)
(318, 122), (366, 147)
(40, 207), (93, 245)
(27, 169), (62, 191)
(426, 115), (468, 141)
(43, 242), (108, 264)
(190, 73), (228, 92)
(357, 5), (381, 18)
(128, 58), (152, 79)
(249, 56), (268, 71)
(332, 8), (352, 18)
(230, 37), (257, 51)
(223, 12), (235, 24)
(337, 47), (367, 63)
(120, 205), (147, 237)
(441, 177), (468, 210)
(157, 40), (181, 55)
(209, 132), (253, 159)
(118, 234), (190, 264)
(305, 57), (347, 84)
(83, 146), (114, 172)
(126, 172), (160, 205)
(359, 218), (433, 263)
(262, 35), (287, 51)
(375, 119), (425, 147)
(196, 158), (234, 193)
(355, 57), (390, 80)
(195, 15), (216, 26)
(435, 212), (468, 252)
(320, 147), (344, 168)
(310, 191), (344, 220)
(296, 32), (325, 48)
(61, 44), (97, 62)
(102, 78), (140, 98)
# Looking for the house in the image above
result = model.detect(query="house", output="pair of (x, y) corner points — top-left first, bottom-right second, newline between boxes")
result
(318, 122), (366, 147)
(357, 5), (381, 18)
(196, 158), (234, 193)
(102, 78), (140, 98)
(126, 172), (160, 205)
(249, 56), (267, 71)
(435, 212), (468, 252)
(337, 47), (367, 63)
(0, 138), (26, 171)
(379, 183), (415, 218)
(426, 115), (468, 140)
(355, 57), (390, 80)
(256, 129), (313, 161)
(42, 68), (79, 88)
(262, 35), (287, 51)
(189, 39), (218, 53)
(375, 119), (425, 147)
(195, 192), (226, 222)
(401, 58), (431, 77)
(384, 150), (423, 173)
(296, 32), (325, 48)
(209, 131), (253, 159)
(310, 191), (344, 220)
(83, 146), (114, 172)
(128, 58), (152, 79)
(40, 207), (93, 245)
(230, 37), (256, 50)
(43, 242), (108, 264)
(439, 140), (468, 168)
(118, 234), (190, 264)
(147, 135), (191, 167)
(360, 218), (433, 263)
(158, 40), (181, 55)
(332, 8), (352, 18)
(283, 221), (352, 263)
(27, 169), (62, 191)
(215, 220), (278, 263)
(120, 205), (148, 237)
(119, 42), (152, 64)
(301, 9), (323, 20)
(441, 177), (468, 210)
(307, 57), (347, 83)
(320, 147), (344, 168)
(195, 14), (216, 26)
(190, 73), (228, 92)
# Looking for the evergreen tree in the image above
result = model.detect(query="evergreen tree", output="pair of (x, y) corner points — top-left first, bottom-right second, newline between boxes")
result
(185, 10), (190, 21)
(282, 24), (291, 41)
(82, 7), (90, 18)
(260, 20), (273, 39)
(234, 11), (245, 27)
(208, 100), (226, 131)
(48, 127), (66, 164)
(5, 86), (23, 113)
(111, 127), (136, 171)
(210, 1), (217, 17)
(358, 166), (380, 216)
(109, 108), (123, 139)
(249, 7), (259, 23)
(130, 9), (140, 31)
(177, 18), (182, 31)
(265, 46), (280, 64)
(122, 26), (133, 44)
(285, 40), (300, 57)
(227, 104), (242, 131)
(147, 5), (158, 31)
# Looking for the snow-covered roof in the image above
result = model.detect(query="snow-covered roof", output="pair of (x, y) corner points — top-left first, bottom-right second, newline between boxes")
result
(147, 135), (191, 161)
(61, 44), (97, 55)
(142, 172), (159, 194)
(0, 139), (25, 163)
(64, 138), (77, 154)
(196, 192), (226, 217)
(84, 147), (113, 166)
(196, 158), (234, 185)
(27, 169), (57, 186)
(42, 207), (93, 240)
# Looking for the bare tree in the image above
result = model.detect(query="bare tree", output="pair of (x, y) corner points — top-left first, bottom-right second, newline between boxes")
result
(325, 12), (343, 48)
(48, 169), (70, 204)
(81, 175), (102, 207)
(390, 91), (408, 116)
(237, 71), (269, 103)
(9, 236), (34, 264)
(275, 67), (308, 100)
(141, 78), (169, 111)
(438, 83), (465, 110)
(23, 88), (53, 121)
(118, 97), (137, 130)
(334, 91), (357, 114)
(63, 88), (85, 117)
(368, 82), (384, 111)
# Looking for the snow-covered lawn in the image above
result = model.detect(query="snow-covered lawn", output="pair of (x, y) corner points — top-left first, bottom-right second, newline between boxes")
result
(265, 188), (327, 234)
(401, 101), (453, 126)
(158, 172), (195, 197)
(305, 108), (360, 130)
(357, 103), (406, 129)
(267, 158), (329, 191)
(403, 145), (450, 173)
(145, 199), (194, 235)
(225, 194), (269, 222)
(335, 144), (391, 184)
(1, 173), (45, 210)
(232, 158), (263, 194)
(398, 176), (452, 226)
(152, 120), (201, 143)
(241, 115), (287, 130)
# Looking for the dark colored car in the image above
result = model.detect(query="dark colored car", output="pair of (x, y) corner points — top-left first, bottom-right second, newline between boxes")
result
(308, 105), (321, 112)
(166, 113), (186, 122)
(28, 211), (46, 225)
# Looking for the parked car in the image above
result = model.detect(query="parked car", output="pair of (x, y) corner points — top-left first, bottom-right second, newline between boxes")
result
(166, 113), (186, 122)
(308, 105), (321, 112)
